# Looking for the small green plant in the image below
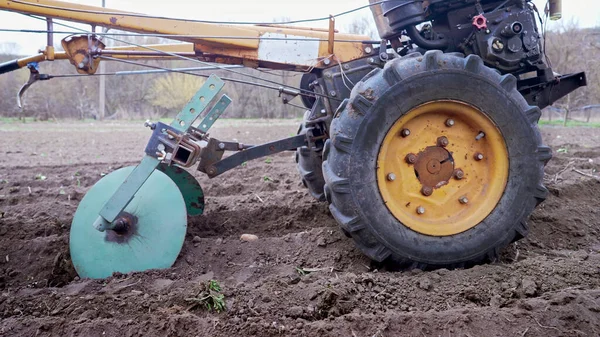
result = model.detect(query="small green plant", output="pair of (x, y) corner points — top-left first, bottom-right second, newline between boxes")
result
(557, 148), (568, 154)
(241, 162), (247, 167)
(264, 157), (273, 164)
(35, 174), (47, 181)
(263, 176), (272, 182)
(185, 280), (226, 313)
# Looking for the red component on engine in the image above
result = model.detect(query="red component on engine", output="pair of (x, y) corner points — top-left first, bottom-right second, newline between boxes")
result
(472, 14), (487, 30)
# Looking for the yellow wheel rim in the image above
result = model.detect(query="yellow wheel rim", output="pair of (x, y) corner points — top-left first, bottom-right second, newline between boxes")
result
(376, 100), (509, 236)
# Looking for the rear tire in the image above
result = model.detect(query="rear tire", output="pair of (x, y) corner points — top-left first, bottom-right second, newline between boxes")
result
(296, 111), (326, 201)
(322, 51), (551, 268)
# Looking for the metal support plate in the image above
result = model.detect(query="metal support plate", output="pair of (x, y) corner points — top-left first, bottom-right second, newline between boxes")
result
(171, 74), (225, 132)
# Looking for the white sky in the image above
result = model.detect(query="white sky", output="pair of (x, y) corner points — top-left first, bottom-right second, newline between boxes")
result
(0, 0), (598, 54)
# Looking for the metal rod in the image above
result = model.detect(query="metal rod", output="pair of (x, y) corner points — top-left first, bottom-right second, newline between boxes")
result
(0, 28), (379, 44)
(98, 50), (198, 57)
(46, 18), (53, 47)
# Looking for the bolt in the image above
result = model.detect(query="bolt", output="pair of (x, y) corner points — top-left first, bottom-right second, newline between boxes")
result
(325, 72), (332, 79)
(343, 64), (350, 70)
(329, 91), (337, 97)
(445, 118), (455, 127)
(368, 57), (375, 64)
(421, 186), (433, 196)
(143, 120), (156, 130)
(437, 136), (449, 147)
(454, 169), (465, 180)
(400, 128), (411, 137)
(218, 142), (225, 150)
(405, 153), (417, 164)
(77, 62), (85, 69)
(387, 173), (396, 181)
(474, 152), (484, 161)
(492, 39), (504, 52)
(485, 29), (491, 34)
(459, 196), (469, 204)
(475, 132), (485, 141)
(323, 58), (331, 65)
(320, 109), (327, 114)
(365, 46), (373, 53)
(157, 143), (165, 152)
(416, 206), (425, 214)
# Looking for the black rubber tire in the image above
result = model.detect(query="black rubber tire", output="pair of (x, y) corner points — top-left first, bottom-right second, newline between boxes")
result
(322, 50), (552, 269)
(296, 111), (326, 201)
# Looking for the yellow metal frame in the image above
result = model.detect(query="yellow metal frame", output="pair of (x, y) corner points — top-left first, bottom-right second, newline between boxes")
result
(376, 100), (509, 236)
(0, 0), (374, 72)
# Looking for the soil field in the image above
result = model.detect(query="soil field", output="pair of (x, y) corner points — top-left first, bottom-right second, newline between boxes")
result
(1, 120), (600, 337)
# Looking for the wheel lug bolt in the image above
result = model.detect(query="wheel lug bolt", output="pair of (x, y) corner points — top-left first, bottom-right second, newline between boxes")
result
(387, 173), (396, 181)
(400, 128), (411, 137)
(421, 186), (433, 196)
(454, 169), (464, 180)
(416, 206), (425, 214)
(437, 136), (449, 147)
(405, 153), (417, 164)
(474, 152), (484, 161)
(445, 119), (455, 127)
(459, 196), (469, 204)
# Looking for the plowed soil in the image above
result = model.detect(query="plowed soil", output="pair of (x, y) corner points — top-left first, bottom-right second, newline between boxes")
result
(1, 120), (599, 337)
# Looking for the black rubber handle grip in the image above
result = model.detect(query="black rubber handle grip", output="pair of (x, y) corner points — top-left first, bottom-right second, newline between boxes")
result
(0, 60), (20, 75)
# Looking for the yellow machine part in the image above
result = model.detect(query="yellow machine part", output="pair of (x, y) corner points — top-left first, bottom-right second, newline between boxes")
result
(376, 100), (509, 236)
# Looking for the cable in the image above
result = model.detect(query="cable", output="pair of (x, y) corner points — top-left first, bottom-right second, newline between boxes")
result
(95, 56), (339, 101)
(0, 28), (379, 44)
(10, 0), (384, 26)
(25, 14), (337, 101)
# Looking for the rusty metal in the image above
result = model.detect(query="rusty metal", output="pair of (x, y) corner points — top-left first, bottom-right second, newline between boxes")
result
(413, 146), (454, 189)
(405, 153), (417, 164)
(421, 186), (433, 196)
(474, 152), (484, 161)
(416, 206), (425, 215)
(459, 196), (469, 204)
(454, 168), (464, 180)
(400, 128), (411, 137)
(386, 173), (396, 181)
(436, 136), (449, 147)
(445, 118), (455, 127)
(61, 34), (105, 75)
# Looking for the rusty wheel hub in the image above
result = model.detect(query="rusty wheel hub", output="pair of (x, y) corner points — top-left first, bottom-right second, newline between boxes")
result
(376, 100), (509, 236)
(414, 146), (454, 190)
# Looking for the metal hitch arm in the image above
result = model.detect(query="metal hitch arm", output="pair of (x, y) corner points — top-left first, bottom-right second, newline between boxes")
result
(198, 134), (307, 178)
(93, 75), (226, 231)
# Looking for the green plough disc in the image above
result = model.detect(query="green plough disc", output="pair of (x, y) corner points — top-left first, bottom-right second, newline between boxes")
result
(158, 163), (205, 216)
(70, 166), (187, 279)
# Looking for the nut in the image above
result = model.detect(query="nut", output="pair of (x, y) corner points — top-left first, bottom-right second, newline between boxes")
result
(416, 206), (425, 215)
(437, 136), (449, 147)
(445, 119), (455, 127)
(405, 153), (417, 164)
(400, 129), (411, 137)
(474, 152), (484, 161)
(459, 196), (469, 204)
(454, 169), (465, 180)
(387, 173), (396, 181)
(421, 186), (433, 196)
